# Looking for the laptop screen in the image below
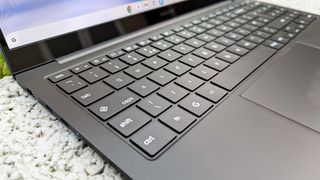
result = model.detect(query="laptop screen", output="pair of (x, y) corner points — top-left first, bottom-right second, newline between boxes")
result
(0, 0), (185, 49)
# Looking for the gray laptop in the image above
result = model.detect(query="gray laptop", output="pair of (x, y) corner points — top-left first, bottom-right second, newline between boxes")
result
(1, 0), (320, 179)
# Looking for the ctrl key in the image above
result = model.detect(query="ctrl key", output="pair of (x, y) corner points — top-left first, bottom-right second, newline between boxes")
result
(131, 123), (176, 157)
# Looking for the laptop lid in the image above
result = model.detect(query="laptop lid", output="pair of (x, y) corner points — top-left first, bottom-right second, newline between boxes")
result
(0, 0), (221, 78)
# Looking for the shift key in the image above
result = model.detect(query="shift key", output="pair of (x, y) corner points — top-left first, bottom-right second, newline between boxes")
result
(89, 90), (140, 120)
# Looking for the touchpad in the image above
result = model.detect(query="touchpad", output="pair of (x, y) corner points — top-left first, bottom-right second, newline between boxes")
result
(242, 43), (320, 133)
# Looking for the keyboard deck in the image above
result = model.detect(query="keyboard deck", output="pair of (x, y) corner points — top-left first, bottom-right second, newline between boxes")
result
(47, 1), (316, 159)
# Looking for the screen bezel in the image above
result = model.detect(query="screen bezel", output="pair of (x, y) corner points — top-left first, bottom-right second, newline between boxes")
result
(0, 0), (220, 76)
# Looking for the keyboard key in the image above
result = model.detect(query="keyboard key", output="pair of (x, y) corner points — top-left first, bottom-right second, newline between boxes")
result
(148, 69), (176, 86)
(236, 40), (257, 50)
(179, 94), (213, 117)
(215, 37), (235, 47)
(188, 26), (206, 34)
(161, 30), (175, 37)
(245, 35), (264, 44)
(205, 42), (226, 53)
(79, 67), (109, 83)
(179, 54), (204, 67)
(233, 28), (251, 36)
(158, 50), (182, 62)
(151, 40), (173, 51)
(165, 35), (185, 45)
(104, 72), (134, 90)
(172, 44), (194, 55)
(89, 56), (109, 66)
(196, 84), (227, 103)
(70, 63), (91, 74)
(164, 61), (191, 76)
(190, 65), (218, 81)
(216, 51), (240, 63)
(204, 58), (229, 71)
(227, 45), (249, 56)
(150, 34), (164, 41)
(72, 82), (114, 106)
(159, 107), (196, 133)
(211, 46), (276, 91)
(57, 76), (87, 94)
(242, 24), (258, 31)
(137, 39), (152, 46)
(123, 44), (139, 53)
(196, 33), (215, 43)
(101, 60), (128, 74)
(107, 49), (125, 59)
(224, 32), (243, 41)
(253, 31), (271, 39)
(207, 29), (225, 37)
(128, 79), (159, 97)
(268, 16), (291, 29)
(175, 74), (204, 91)
(216, 25), (233, 32)
(89, 90), (140, 120)
(208, 19), (223, 26)
(192, 48), (216, 60)
(261, 26), (277, 34)
(157, 84), (189, 103)
(48, 70), (72, 83)
(177, 30), (196, 39)
(263, 40), (284, 50)
(142, 57), (168, 70)
(131, 122), (176, 157)
(137, 95), (171, 117)
(136, 46), (160, 57)
(108, 108), (151, 137)
(184, 38), (206, 48)
(271, 32), (290, 44)
(120, 52), (145, 65)
(124, 64), (152, 79)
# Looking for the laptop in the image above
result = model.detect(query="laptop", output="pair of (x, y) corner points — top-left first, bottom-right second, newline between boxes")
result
(1, 0), (320, 179)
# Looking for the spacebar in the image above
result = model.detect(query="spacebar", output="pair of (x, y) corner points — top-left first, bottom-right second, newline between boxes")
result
(211, 46), (276, 91)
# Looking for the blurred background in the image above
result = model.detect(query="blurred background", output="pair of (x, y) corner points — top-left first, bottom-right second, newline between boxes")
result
(0, 52), (10, 79)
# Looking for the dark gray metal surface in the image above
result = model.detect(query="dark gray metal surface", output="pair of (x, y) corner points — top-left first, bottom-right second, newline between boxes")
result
(13, 2), (320, 180)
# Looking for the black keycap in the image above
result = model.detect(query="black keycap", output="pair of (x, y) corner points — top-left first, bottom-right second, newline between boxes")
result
(57, 76), (87, 94)
(208, 19), (223, 26)
(104, 72), (134, 90)
(207, 29), (225, 37)
(159, 107), (196, 133)
(165, 35), (185, 45)
(216, 51), (240, 63)
(190, 65), (218, 81)
(196, 33), (215, 43)
(70, 63), (91, 74)
(242, 24), (258, 31)
(150, 34), (164, 41)
(101, 60), (128, 74)
(89, 90), (140, 120)
(137, 95), (171, 117)
(131, 122), (176, 157)
(227, 45), (249, 56)
(233, 28), (251, 36)
(198, 22), (214, 30)
(204, 58), (229, 71)
(123, 44), (139, 52)
(245, 35), (264, 44)
(224, 32), (243, 41)
(107, 49), (125, 59)
(248, 20), (264, 27)
(185, 38), (206, 48)
(211, 46), (276, 91)
(48, 70), (72, 83)
(179, 54), (204, 67)
(128, 79), (159, 97)
(137, 39), (152, 46)
(192, 48), (216, 60)
(215, 37), (235, 47)
(157, 84), (189, 103)
(142, 57), (168, 70)
(261, 26), (277, 34)
(263, 40), (284, 50)
(205, 42), (226, 53)
(120, 52), (145, 65)
(108, 108), (151, 137)
(236, 40), (257, 50)
(79, 67), (109, 83)
(254, 31), (271, 39)
(124, 64), (152, 79)
(72, 82), (114, 106)
(268, 16), (291, 29)
(164, 61), (191, 76)
(136, 46), (160, 57)
(158, 50), (182, 62)
(151, 40), (173, 51)
(172, 44), (194, 55)
(177, 30), (196, 39)
(271, 32), (290, 44)
(216, 25), (233, 32)
(179, 94), (213, 117)
(225, 21), (240, 28)
(148, 69), (176, 86)
(89, 56), (109, 66)
(188, 26), (206, 34)
(196, 84), (227, 103)
(175, 74), (204, 91)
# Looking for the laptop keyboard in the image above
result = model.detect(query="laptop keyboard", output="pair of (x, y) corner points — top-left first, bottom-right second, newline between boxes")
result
(48, 1), (316, 158)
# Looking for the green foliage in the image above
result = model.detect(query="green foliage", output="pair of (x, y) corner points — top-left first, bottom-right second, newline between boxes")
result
(0, 52), (10, 79)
